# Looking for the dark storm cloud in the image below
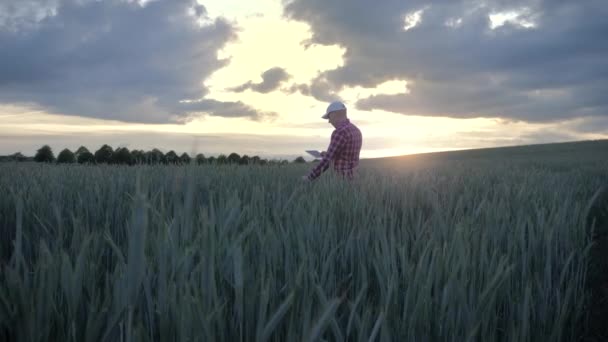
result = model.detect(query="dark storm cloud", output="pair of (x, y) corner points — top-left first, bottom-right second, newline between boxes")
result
(229, 67), (291, 93)
(283, 0), (608, 127)
(0, 0), (267, 123)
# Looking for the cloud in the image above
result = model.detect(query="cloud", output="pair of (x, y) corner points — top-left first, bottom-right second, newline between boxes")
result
(229, 67), (291, 93)
(515, 131), (580, 145)
(0, 0), (268, 123)
(285, 79), (342, 103)
(563, 116), (608, 134)
(178, 99), (277, 121)
(283, 0), (608, 127)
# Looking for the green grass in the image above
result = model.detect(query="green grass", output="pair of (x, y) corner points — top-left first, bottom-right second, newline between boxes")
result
(1, 140), (607, 341)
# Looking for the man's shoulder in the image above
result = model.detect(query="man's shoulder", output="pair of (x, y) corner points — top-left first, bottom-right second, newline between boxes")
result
(345, 121), (361, 134)
(334, 120), (361, 136)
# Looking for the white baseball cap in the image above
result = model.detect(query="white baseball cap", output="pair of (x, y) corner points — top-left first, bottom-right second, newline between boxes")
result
(322, 101), (346, 119)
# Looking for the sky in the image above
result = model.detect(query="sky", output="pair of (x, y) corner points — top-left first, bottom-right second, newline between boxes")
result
(0, 0), (607, 159)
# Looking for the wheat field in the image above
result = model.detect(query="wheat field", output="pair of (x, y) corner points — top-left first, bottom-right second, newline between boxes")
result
(1, 141), (607, 341)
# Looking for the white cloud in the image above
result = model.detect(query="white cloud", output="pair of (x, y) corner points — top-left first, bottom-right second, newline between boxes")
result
(489, 9), (537, 29)
(445, 17), (463, 28)
(403, 9), (425, 31)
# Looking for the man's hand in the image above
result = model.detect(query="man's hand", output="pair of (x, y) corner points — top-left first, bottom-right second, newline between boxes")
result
(301, 175), (311, 182)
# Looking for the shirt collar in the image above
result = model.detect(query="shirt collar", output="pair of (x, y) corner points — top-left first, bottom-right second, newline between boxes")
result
(336, 119), (350, 129)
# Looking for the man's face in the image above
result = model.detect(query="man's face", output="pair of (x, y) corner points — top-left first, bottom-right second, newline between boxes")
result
(328, 111), (339, 127)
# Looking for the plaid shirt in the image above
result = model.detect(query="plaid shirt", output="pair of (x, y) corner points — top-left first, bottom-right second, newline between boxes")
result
(307, 119), (362, 180)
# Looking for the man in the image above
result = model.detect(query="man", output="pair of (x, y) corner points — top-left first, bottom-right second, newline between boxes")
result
(303, 101), (362, 181)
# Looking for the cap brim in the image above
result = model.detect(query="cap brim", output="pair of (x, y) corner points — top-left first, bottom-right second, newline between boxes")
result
(321, 113), (329, 119)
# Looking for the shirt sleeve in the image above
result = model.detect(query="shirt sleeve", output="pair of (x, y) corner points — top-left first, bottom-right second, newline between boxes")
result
(307, 129), (346, 180)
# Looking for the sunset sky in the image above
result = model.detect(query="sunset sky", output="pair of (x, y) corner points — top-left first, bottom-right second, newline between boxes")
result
(1, 0), (606, 159)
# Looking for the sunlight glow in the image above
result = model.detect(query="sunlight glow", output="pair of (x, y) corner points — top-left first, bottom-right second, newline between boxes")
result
(1, 103), (606, 157)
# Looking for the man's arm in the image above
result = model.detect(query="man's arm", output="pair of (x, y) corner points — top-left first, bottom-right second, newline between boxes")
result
(307, 130), (346, 180)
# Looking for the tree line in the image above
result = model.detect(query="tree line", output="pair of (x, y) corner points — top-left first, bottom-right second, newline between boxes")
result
(26, 145), (307, 165)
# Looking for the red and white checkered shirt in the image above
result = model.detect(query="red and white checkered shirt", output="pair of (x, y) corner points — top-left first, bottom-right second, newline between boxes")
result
(307, 119), (362, 180)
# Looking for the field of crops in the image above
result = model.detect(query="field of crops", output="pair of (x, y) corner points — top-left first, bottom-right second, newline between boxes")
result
(1, 141), (607, 341)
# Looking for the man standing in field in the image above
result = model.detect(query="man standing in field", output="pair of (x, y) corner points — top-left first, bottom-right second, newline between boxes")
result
(303, 101), (363, 181)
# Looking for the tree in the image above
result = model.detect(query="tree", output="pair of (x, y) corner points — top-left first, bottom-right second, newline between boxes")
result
(34, 145), (55, 163)
(78, 151), (95, 164)
(131, 150), (145, 164)
(94, 145), (114, 164)
(251, 156), (261, 164)
(195, 153), (206, 165)
(8, 152), (27, 162)
(294, 156), (306, 163)
(207, 156), (216, 164)
(74, 146), (89, 159)
(216, 154), (227, 164)
(113, 147), (133, 165)
(57, 148), (76, 163)
(165, 150), (179, 164)
(180, 152), (191, 164)
(239, 155), (250, 165)
(145, 149), (164, 164)
(227, 153), (241, 164)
